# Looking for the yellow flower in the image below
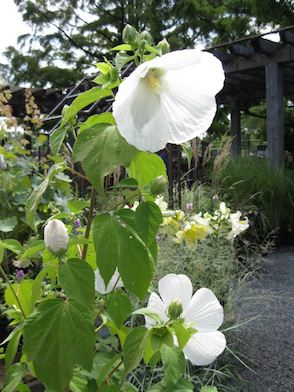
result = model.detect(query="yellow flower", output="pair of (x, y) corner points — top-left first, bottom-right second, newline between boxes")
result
(177, 222), (209, 248)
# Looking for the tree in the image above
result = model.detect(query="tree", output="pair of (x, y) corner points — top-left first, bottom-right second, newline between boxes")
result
(1, 0), (293, 88)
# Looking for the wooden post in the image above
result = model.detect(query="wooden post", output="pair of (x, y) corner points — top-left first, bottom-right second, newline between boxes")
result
(230, 99), (241, 157)
(265, 62), (284, 166)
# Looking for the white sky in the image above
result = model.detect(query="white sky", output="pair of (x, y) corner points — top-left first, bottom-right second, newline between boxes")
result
(0, 0), (31, 63)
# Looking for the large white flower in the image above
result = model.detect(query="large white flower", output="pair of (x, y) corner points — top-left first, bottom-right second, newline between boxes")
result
(94, 269), (123, 294)
(44, 219), (69, 255)
(113, 49), (224, 152)
(145, 274), (226, 366)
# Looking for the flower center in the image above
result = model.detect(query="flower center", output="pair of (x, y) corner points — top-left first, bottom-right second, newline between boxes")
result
(144, 67), (165, 94)
(167, 299), (183, 320)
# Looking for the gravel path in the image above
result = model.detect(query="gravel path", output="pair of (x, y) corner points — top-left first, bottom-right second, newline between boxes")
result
(235, 247), (294, 392)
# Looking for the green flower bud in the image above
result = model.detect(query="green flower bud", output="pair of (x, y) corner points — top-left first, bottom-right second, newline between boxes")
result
(150, 175), (167, 196)
(167, 299), (183, 320)
(61, 104), (69, 116)
(122, 24), (139, 44)
(157, 38), (170, 54)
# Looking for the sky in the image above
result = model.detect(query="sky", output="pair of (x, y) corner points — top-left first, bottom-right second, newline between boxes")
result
(0, 0), (31, 63)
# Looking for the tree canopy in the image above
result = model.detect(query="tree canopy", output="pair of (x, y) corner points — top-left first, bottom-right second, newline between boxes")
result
(1, 0), (293, 87)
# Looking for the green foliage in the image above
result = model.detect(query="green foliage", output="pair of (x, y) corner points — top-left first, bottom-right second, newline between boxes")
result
(93, 212), (154, 298)
(123, 327), (149, 375)
(23, 299), (95, 391)
(107, 290), (133, 327)
(219, 157), (294, 238)
(25, 162), (66, 231)
(73, 124), (137, 192)
(2, 363), (27, 392)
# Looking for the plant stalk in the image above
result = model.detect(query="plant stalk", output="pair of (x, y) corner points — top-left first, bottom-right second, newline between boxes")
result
(82, 187), (97, 260)
(0, 265), (26, 319)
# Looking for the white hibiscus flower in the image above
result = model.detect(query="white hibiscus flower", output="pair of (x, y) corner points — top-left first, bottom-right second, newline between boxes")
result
(228, 211), (249, 240)
(44, 219), (69, 255)
(94, 269), (123, 294)
(113, 49), (224, 152)
(145, 274), (226, 366)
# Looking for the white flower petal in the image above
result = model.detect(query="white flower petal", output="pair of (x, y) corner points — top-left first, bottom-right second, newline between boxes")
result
(94, 269), (123, 294)
(113, 49), (224, 152)
(183, 288), (224, 331)
(158, 274), (192, 309)
(44, 219), (69, 254)
(145, 292), (168, 328)
(183, 331), (226, 366)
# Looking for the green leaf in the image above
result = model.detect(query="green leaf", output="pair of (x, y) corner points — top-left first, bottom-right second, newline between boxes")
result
(151, 326), (173, 351)
(106, 290), (133, 327)
(3, 363), (26, 392)
(25, 162), (66, 231)
(93, 213), (154, 298)
(73, 124), (137, 192)
(0, 242), (4, 264)
(93, 214), (121, 286)
(62, 87), (112, 125)
(79, 113), (115, 133)
(171, 320), (196, 351)
(5, 329), (22, 371)
(116, 223), (153, 299)
(200, 387), (218, 392)
(115, 53), (135, 73)
(100, 385), (121, 392)
(50, 127), (67, 155)
(132, 308), (162, 323)
(135, 201), (162, 246)
(160, 345), (185, 387)
(23, 298), (95, 392)
(173, 379), (194, 391)
(111, 44), (133, 51)
(67, 199), (90, 213)
(0, 217), (18, 233)
(69, 367), (90, 392)
(20, 240), (45, 260)
(96, 62), (111, 74)
(58, 258), (95, 307)
(91, 352), (121, 386)
(31, 267), (48, 307)
(128, 152), (167, 189)
(5, 280), (33, 317)
(1, 240), (24, 255)
(122, 383), (138, 392)
(123, 327), (149, 375)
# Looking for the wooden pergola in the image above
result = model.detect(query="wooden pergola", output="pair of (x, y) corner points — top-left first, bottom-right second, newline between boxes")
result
(207, 26), (294, 166)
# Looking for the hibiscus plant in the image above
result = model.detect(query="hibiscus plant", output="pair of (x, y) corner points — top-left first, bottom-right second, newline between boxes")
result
(0, 25), (226, 392)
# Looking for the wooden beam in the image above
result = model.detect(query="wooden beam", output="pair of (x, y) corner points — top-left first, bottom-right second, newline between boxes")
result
(229, 44), (254, 57)
(230, 98), (241, 157)
(280, 30), (294, 45)
(251, 37), (283, 55)
(265, 62), (284, 167)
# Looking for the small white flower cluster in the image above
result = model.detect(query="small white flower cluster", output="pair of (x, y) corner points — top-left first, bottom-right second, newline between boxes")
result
(159, 200), (249, 249)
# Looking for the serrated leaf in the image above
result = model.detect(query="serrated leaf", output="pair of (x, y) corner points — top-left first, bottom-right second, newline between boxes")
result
(127, 152), (167, 189)
(106, 290), (133, 327)
(25, 162), (65, 231)
(73, 124), (137, 192)
(62, 87), (112, 125)
(93, 213), (153, 298)
(135, 202), (162, 246)
(160, 345), (185, 388)
(93, 214), (121, 287)
(58, 258), (95, 307)
(79, 113), (115, 133)
(23, 298), (95, 392)
(123, 327), (149, 375)
(50, 127), (67, 155)
(171, 320), (196, 351)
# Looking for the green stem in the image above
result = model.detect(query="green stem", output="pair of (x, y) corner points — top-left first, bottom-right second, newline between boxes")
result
(82, 187), (97, 260)
(97, 359), (124, 392)
(0, 265), (26, 319)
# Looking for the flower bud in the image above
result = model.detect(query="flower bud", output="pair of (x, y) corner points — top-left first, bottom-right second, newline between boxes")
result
(122, 24), (139, 44)
(0, 154), (7, 171)
(16, 269), (25, 281)
(150, 175), (167, 196)
(74, 218), (81, 229)
(157, 38), (170, 54)
(44, 219), (69, 255)
(61, 104), (69, 116)
(167, 299), (183, 320)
